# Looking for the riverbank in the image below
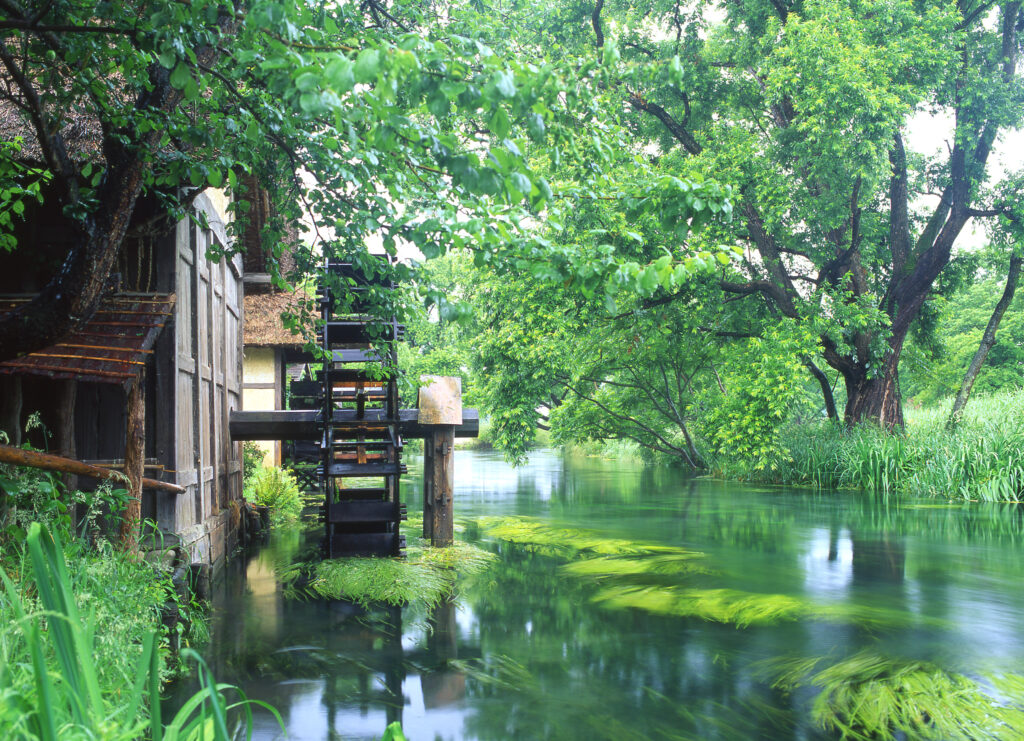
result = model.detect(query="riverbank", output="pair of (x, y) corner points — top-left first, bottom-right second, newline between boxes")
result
(714, 390), (1024, 501)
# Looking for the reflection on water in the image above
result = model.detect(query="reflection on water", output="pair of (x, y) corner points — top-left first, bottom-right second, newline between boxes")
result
(170, 449), (1024, 740)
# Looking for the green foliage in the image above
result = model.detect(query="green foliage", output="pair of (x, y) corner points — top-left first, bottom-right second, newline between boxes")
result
(0, 140), (48, 253)
(243, 467), (302, 525)
(700, 322), (819, 471)
(309, 537), (496, 608)
(765, 651), (1024, 740)
(744, 390), (1024, 501)
(904, 274), (1024, 404)
(0, 458), (128, 545)
(311, 557), (451, 608)
(241, 442), (266, 485)
(0, 523), (281, 740)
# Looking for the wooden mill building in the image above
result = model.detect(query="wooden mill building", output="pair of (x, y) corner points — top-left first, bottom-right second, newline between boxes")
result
(0, 190), (247, 569)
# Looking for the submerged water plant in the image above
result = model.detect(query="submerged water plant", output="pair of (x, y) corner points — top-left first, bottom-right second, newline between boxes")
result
(763, 651), (1024, 740)
(309, 530), (496, 607)
(477, 516), (693, 558)
(311, 557), (452, 607)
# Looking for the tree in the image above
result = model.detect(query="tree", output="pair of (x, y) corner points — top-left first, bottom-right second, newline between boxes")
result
(497, 0), (1024, 428)
(0, 0), (737, 364)
(0, 1), (570, 356)
(947, 237), (1024, 425)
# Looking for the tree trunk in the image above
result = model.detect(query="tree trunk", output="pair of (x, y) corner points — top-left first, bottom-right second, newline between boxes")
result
(0, 7), (240, 363)
(804, 357), (838, 420)
(120, 373), (145, 552)
(947, 253), (1022, 428)
(843, 336), (906, 429)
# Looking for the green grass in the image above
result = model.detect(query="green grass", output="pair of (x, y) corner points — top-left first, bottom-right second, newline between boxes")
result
(722, 389), (1024, 502)
(0, 523), (281, 740)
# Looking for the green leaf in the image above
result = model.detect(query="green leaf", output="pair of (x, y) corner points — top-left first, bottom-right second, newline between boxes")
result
(493, 70), (516, 99)
(428, 92), (450, 118)
(354, 48), (381, 83)
(489, 107), (511, 139)
(169, 62), (191, 91)
(294, 72), (319, 92)
(526, 113), (546, 142)
(326, 57), (355, 92)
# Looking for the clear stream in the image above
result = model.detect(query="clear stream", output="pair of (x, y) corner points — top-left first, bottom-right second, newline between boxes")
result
(169, 449), (1024, 740)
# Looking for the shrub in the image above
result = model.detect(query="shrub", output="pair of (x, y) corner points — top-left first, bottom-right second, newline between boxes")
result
(244, 467), (302, 524)
(242, 442), (266, 484)
(0, 523), (281, 740)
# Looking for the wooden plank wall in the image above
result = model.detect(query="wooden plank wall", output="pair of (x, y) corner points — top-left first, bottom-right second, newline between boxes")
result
(165, 196), (243, 542)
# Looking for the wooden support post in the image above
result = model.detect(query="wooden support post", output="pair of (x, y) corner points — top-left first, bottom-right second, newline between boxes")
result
(429, 426), (454, 547)
(422, 430), (434, 540)
(418, 376), (461, 549)
(0, 375), (22, 446)
(120, 370), (145, 551)
(55, 380), (77, 497)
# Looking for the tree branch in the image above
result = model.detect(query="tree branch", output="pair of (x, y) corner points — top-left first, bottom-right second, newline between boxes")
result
(627, 92), (702, 155)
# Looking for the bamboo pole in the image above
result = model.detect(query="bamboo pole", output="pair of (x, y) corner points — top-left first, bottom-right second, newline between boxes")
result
(0, 444), (184, 494)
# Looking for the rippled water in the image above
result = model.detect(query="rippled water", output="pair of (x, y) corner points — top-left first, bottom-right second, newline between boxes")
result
(170, 449), (1024, 739)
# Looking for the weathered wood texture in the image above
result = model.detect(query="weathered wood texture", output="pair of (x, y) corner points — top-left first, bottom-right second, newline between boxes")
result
(0, 444), (184, 493)
(428, 426), (455, 547)
(55, 380), (77, 493)
(0, 375), (21, 446)
(418, 375), (463, 425)
(120, 373), (145, 549)
(229, 408), (480, 440)
(166, 194), (243, 548)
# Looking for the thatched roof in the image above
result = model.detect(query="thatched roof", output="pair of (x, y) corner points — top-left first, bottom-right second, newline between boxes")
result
(244, 290), (314, 347)
(0, 100), (103, 164)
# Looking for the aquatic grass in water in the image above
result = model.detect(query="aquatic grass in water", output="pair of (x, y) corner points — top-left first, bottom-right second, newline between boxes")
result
(310, 536), (496, 607)
(764, 651), (1024, 740)
(311, 558), (451, 607)
(589, 585), (939, 629)
(478, 516), (692, 557)
(480, 516), (933, 629)
(562, 553), (713, 579)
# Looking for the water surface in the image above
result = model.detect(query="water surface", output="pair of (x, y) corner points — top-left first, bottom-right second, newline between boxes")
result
(177, 449), (1024, 739)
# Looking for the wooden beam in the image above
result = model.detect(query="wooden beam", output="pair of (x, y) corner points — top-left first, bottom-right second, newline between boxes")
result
(229, 408), (480, 440)
(0, 444), (185, 494)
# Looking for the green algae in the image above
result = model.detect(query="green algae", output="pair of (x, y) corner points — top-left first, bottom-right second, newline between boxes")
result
(477, 516), (696, 557)
(762, 651), (1024, 740)
(562, 553), (714, 579)
(588, 585), (938, 629)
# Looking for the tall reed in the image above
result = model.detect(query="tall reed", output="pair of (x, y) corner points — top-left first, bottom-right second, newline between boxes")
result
(745, 390), (1024, 502)
(0, 522), (282, 740)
